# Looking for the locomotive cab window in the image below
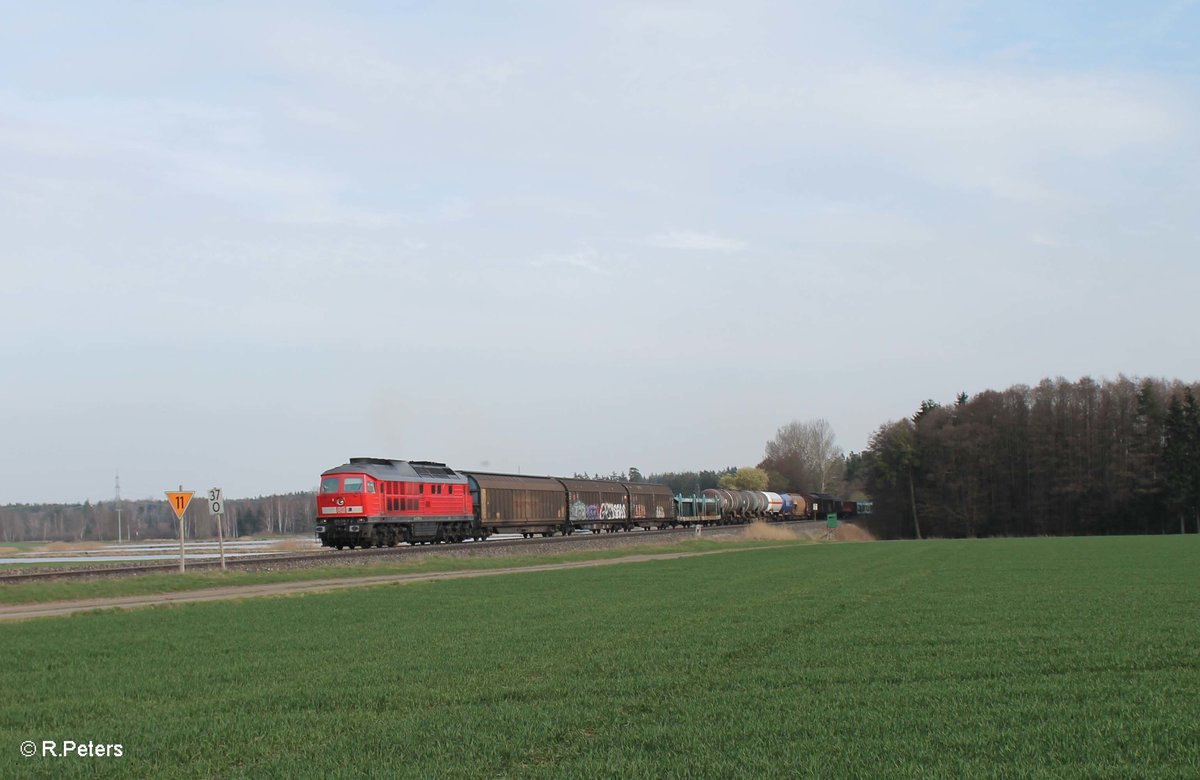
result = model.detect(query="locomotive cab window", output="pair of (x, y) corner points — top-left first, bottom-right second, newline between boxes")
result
(321, 477), (339, 494)
(366, 482), (375, 493)
(343, 477), (364, 493)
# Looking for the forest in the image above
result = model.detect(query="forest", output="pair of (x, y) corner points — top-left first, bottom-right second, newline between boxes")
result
(861, 376), (1200, 539)
(0, 492), (314, 544)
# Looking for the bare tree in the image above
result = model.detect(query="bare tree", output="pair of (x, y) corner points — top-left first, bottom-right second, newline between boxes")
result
(761, 419), (844, 492)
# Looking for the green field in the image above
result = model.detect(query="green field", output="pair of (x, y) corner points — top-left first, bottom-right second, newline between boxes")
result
(0, 539), (781, 605)
(2, 536), (1197, 778)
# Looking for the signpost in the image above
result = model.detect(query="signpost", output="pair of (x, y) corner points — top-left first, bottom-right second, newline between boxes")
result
(208, 488), (227, 572)
(165, 488), (194, 573)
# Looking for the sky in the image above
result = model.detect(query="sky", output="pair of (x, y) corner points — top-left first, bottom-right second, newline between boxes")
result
(2, 1), (1198, 503)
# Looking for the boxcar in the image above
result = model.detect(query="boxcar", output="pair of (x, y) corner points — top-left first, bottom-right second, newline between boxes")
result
(462, 471), (568, 537)
(806, 492), (843, 517)
(559, 477), (631, 533)
(626, 482), (677, 528)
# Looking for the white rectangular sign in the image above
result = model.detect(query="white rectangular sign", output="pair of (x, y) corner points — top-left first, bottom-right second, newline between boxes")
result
(208, 487), (225, 516)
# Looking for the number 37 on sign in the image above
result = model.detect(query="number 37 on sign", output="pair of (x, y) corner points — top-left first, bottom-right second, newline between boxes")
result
(208, 488), (224, 516)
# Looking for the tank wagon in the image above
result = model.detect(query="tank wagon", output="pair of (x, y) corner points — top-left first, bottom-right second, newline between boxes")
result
(701, 487), (830, 522)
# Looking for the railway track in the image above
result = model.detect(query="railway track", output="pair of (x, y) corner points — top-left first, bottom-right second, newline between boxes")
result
(0, 521), (821, 583)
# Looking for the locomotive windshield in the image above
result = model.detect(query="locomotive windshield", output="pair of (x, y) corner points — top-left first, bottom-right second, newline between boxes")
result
(321, 477), (339, 494)
(342, 477), (364, 493)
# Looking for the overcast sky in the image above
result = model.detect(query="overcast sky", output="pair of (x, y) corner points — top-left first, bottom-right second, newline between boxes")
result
(3, 1), (1198, 503)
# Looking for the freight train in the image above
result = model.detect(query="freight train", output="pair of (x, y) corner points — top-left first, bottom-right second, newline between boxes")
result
(315, 457), (864, 549)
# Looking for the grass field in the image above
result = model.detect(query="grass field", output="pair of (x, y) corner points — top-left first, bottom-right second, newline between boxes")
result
(1, 536), (1197, 778)
(0, 539), (785, 605)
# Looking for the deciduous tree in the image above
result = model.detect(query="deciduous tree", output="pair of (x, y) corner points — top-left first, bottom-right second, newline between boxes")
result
(718, 467), (769, 491)
(760, 419), (843, 492)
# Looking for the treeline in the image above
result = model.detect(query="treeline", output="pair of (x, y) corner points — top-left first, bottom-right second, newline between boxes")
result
(645, 468), (737, 496)
(573, 467), (748, 493)
(0, 492), (316, 543)
(862, 376), (1200, 539)
(572, 467), (650, 483)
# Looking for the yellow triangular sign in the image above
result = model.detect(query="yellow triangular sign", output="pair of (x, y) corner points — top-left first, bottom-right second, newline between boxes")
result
(165, 491), (195, 521)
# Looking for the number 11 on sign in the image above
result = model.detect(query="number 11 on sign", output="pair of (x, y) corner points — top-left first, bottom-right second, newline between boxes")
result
(165, 488), (194, 573)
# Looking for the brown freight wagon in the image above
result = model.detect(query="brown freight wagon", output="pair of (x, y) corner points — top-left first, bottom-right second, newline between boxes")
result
(625, 482), (677, 529)
(804, 492), (842, 517)
(463, 472), (568, 537)
(558, 477), (631, 533)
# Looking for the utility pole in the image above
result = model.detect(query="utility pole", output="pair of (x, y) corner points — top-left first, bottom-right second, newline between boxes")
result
(114, 472), (123, 544)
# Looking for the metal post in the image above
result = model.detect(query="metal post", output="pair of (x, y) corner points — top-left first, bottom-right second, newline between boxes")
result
(115, 473), (122, 544)
(178, 484), (186, 574)
(217, 510), (226, 572)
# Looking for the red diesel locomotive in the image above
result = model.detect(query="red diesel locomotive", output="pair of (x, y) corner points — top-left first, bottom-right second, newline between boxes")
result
(317, 458), (476, 548)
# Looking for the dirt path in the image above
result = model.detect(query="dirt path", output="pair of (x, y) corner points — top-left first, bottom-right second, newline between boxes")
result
(0, 546), (782, 622)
